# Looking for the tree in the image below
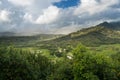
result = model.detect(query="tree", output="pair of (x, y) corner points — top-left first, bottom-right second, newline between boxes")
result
(0, 47), (52, 80)
(72, 44), (119, 80)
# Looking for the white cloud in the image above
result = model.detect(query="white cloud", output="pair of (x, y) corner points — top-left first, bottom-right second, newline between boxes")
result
(0, 10), (10, 22)
(74, 0), (119, 15)
(8, 0), (34, 6)
(23, 13), (33, 22)
(23, 6), (60, 24)
(35, 6), (59, 24)
(0, 1), (2, 5)
(53, 24), (80, 34)
(0, 0), (119, 34)
(8, 0), (60, 7)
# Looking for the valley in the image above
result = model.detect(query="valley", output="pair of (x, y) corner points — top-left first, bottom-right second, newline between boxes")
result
(0, 21), (120, 80)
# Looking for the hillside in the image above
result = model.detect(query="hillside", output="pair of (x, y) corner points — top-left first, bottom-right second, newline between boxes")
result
(0, 34), (62, 47)
(98, 21), (120, 30)
(0, 21), (120, 48)
(43, 21), (120, 47)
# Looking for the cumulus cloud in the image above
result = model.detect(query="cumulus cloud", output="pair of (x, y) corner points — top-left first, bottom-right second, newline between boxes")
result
(0, 1), (2, 5)
(0, 0), (119, 34)
(23, 13), (33, 23)
(74, 0), (119, 15)
(0, 10), (10, 22)
(8, 0), (34, 6)
(23, 6), (60, 24)
(35, 6), (60, 24)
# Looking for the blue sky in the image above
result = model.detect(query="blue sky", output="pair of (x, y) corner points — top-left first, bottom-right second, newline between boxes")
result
(0, 0), (120, 35)
(53, 0), (80, 8)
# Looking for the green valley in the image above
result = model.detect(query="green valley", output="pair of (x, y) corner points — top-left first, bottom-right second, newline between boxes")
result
(0, 21), (120, 80)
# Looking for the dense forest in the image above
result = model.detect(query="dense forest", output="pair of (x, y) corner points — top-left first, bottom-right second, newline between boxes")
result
(0, 44), (120, 80)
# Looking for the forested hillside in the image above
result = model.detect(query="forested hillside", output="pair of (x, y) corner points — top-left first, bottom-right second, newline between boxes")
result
(49, 21), (120, 47)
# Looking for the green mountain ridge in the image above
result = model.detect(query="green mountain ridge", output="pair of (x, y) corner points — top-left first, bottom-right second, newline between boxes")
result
(0, 21), (120, 47)
(49, 21), (120, 47)
(0, 34), (62, 47)
(97, 21), (120, 30)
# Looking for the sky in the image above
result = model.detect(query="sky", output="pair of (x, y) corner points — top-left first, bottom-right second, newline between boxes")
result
(0, 0), (120, 35)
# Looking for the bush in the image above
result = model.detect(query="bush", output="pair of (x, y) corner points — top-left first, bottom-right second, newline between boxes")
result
(72, 44), (120, 80)
(0, 46), (52, 80)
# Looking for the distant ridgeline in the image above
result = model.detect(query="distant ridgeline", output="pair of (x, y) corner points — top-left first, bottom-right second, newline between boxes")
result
(0, 32), (16, 37)
(0, 21), (120, 47)
(46, 21), (120, 47)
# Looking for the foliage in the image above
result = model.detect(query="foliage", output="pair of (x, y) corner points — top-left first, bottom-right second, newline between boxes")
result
(0, 46), (52, 80)
(72, 44), (120, 80)
(47, 59), (73, 80)
(0, 44), (120, 80)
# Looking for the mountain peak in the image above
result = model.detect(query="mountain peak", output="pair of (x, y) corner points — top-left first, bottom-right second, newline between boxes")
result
(97, 21), (110, 27)
(97, 21), (120, 30)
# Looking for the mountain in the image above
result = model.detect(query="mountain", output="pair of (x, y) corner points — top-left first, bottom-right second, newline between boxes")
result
(97, 21), (120, 30)
(0, 33), (63, 47)
(0, 32), (16, 37)
(46, 21), (120, 47)
(0, 21), (120, 47)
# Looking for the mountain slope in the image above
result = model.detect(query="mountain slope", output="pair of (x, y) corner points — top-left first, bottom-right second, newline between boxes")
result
(97, 21), (120, 30)
(47, 21), (120, 47)
(0, 34), (63, 47)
